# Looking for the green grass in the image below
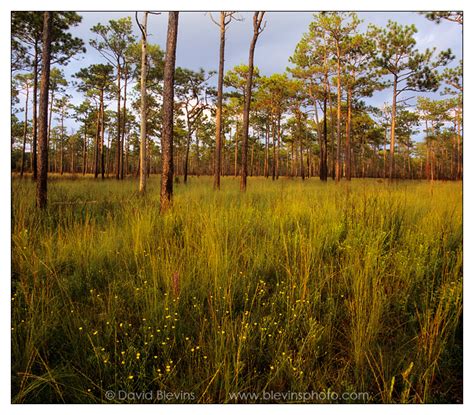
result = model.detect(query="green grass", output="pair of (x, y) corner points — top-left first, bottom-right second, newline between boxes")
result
(11, 176), (462, 403)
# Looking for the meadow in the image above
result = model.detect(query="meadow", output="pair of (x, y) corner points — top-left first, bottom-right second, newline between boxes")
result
(11, 176), (462, 403)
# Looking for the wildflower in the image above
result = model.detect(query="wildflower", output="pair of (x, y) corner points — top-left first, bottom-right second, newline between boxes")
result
(93, 330), (98, 335)
(128, 375), (134, 380)
(270, 366), (274, 370)
(79, 327), (83, 331)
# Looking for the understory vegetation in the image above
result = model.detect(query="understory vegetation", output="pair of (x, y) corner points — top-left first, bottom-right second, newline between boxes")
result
(11, 176), (462, 403)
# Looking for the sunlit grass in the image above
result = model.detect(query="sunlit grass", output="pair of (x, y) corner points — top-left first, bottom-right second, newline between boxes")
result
(11, 175), (462, 403)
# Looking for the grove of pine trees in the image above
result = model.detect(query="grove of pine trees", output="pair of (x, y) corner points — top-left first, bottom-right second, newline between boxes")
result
(11, 11), (463, 208)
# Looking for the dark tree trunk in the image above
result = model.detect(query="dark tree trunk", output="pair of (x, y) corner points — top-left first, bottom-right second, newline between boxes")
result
(320, 95), (328, 181)
(60, 111), (64, 175)
(121, 65), (128, 179)
(184, 127), (191, 184)
(32, 42), (39, 180)
(264, 123), (269, 178)
(139, 11), (148, 193)
(115, 64), (122, 180)
(160, 12), (179, 212)
(94, 105), (100, 179)
(240, 12), (265, 191)
(20, 81), (29, 177)
(36, 12), (52, 209)
(82, 122), (87, 175)
(234, 123), (239, 177)
(100, 89), (105, 179)
(389, 75), (398, 180)
(345, 86), (352, 181)
(214, 12), (226, 190)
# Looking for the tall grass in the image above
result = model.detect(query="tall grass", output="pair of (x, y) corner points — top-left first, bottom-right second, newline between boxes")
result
(11, 176), (462, 403)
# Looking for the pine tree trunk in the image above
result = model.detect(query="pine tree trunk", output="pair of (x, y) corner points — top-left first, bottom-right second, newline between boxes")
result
(32, 42), (39, 180)
(335, 46), (342, 182)
(160, 12), (179, 212)
(121, 65), (128, 179)
(139, 12), (148, 193)
(345, 86), (352, 181)
(60, 111), (64, 175)
(94, 105), (100, 179)
(214, 12), (226, 190)
(241, 12), (264, 191)
(389, 75), (398, 180)
(20, 82), (29, 177)
(272, 120), (276, 180)
(100, 89), (105, 179)
(320, 95), (328, 181)
(115, 64), (122, 179)
(36, 12), (52, 209)
(82, 122), (87, 175)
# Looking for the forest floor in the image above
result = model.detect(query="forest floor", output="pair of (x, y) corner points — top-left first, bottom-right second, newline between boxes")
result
(11, 176), (463, 403)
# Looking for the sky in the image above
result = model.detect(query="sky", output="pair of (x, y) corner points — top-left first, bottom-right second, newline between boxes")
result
(15, 11), (463, 135)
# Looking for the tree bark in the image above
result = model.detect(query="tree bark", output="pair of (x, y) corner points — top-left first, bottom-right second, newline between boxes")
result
(214, 12), (226, 190)
(335, 44), (342, 182)
(36, 12), (52, 209)
(184, 125), (191, 184)
(320, 95), (328, 181)
(234, 122), (239, 177)
(272, 120), (276, 180)
(20, 81), (29, 177)
(345, 86), (352, 181)
(389, 75), (398, 180)
(264, 123), (269, 178)
(240, 12), (265, 191)
(121, 64), (128, 179)
(160, 12), (179, 212)
(115, 63), (122, 179)
(139, 11), (148, 193)
(32, 41), (39, 180)
(94, 104), (100, 178)
(276, 115), (281, 179)
(60, 110), (64, 175)
(100, 90), (105, 179)
(82, 122), (87, 175)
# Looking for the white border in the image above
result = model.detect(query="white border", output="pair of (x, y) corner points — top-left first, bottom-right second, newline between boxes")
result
(1, 1), (470, 414)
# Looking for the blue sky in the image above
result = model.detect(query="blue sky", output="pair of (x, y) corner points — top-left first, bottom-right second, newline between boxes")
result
(17, 11), (463, 135)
